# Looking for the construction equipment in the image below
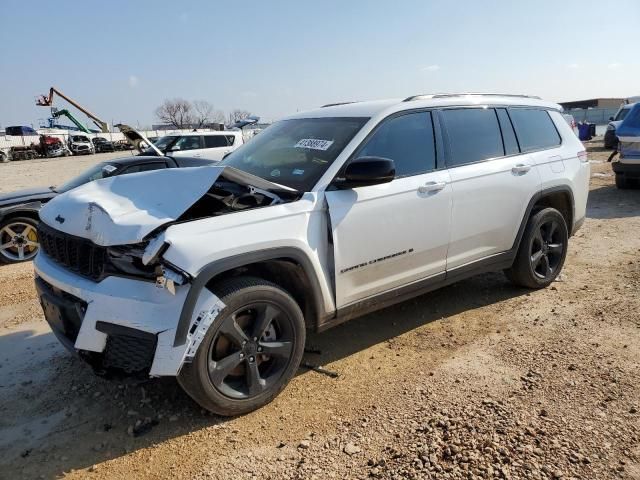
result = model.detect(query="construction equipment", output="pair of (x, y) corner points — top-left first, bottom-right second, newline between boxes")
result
(36, 87), (109, 133)
(51, 108), (91, 133)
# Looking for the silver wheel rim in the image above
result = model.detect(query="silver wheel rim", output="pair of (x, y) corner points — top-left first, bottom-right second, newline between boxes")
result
(0, 222), (39, 261)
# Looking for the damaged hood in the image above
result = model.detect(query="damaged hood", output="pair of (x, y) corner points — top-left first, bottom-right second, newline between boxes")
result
(40, 166), (225, 246)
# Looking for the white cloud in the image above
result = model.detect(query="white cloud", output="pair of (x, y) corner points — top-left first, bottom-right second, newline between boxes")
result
(421, 65), (441, 72)
(567, 63), (579, 69)
(128, 75), (139, 88)
(607, 62), (622, 69)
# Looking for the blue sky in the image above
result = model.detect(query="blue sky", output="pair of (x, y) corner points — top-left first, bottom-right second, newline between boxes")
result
(1, 0), (638, 128)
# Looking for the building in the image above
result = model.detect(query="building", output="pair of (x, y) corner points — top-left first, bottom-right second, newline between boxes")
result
(559, 98), (626, 125)
(558, 98), (625, 110)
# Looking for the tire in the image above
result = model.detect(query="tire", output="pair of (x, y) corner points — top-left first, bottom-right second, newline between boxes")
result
(615, 174), (630, 189)
(505, 208), (568, 289)
(0, 151), (9, 163)
(178, 276), (306, 416)
(0, 216), (40, 264)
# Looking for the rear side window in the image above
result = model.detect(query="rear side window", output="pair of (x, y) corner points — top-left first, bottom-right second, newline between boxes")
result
(441, 108), (504, 167)
(509, 109), (561, 152)
(358, 111), (436, 177)
(204, 135), (231, 148)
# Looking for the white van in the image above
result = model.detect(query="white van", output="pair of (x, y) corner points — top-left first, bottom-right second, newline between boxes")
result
(149, 131), (243, 161)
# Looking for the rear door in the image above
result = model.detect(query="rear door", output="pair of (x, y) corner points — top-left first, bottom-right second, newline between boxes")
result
(441, 107), (541, 270)
(201, 134), (234, 161)
(326, 111), (452, 307)
(170, 135), (204, 158)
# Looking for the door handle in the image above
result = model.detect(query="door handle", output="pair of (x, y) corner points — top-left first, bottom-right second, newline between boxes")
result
(418, 181), (447, 193)
(511, 164), (531, 174)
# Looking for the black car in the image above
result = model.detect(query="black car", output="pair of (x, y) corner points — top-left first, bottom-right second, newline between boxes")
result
(0, 155), (215, 264)
(92, 137), (115, 153)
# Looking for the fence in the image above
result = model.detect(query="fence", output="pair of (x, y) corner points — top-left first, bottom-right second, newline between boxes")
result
(0, 128), (228, 150)
(565, 107), (620, 125)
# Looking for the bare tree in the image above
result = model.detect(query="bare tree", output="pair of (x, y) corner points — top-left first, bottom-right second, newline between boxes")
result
(154, 98), (194, 129)
(228, 109), (252, 125)
(193, 100), (225, 127)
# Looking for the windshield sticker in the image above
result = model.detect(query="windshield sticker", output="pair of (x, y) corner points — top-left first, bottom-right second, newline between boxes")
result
(270, 169), (281, 177)
(102, 165), (117, 174)
(292, 169), (304, 175)
(295, 138), (334, 151)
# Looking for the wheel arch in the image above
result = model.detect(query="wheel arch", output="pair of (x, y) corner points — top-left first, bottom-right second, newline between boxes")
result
(512, 186), (575, 253)
(0, 205), (41, 225)
(174, 247), (327, 347)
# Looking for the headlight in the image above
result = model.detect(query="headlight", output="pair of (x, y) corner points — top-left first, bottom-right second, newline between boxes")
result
(106, 243), (159, 279)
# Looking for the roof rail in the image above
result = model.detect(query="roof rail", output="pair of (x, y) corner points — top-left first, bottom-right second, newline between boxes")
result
(403, 93), (542, 102)
(321, 101), (357, 108)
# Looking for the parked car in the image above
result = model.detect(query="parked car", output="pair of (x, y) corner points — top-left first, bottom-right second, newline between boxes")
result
(5, 126), (38, 136)
(0, 155), (215, 264)
(92, 137), (115, 153)
(145, 131), (244, 161)
(68, 134), (94, 155)
(612, 102), (640, 189)
(35, 94), (589, 416)
(604, 103), (635, 149)
(114, 139), (134, 151)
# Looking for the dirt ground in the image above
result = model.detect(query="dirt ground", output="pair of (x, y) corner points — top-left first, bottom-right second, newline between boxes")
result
(0, 143), (638, 480)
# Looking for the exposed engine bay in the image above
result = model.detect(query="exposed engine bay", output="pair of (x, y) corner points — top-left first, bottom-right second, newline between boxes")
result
(177, 176), (301, 222)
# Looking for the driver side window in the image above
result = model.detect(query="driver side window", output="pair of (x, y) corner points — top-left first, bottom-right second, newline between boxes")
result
(359, 112), (436, 177)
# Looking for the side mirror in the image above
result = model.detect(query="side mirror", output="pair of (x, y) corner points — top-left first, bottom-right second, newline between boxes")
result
(336, 157), (395, 189)
(609, 116), (614, 121)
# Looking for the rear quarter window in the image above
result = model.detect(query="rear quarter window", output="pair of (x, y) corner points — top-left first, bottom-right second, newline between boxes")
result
(509, 109), (561, 152)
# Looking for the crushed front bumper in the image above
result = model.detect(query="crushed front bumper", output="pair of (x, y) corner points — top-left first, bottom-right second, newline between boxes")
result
(34, 252), (221, 377)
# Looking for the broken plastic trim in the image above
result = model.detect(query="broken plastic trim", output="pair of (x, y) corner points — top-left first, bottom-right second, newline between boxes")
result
(183, 294), (226, 361)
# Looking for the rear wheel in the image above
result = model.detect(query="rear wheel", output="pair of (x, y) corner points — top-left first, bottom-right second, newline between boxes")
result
(178, 277), (305, 416)
(0, 217), (39, 264)
(505, 208), (568, 289)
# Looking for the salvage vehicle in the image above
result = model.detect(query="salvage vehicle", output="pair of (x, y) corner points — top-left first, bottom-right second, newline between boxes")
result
(146, 131), (243, 161)
(35, 94), (589, 416)
(92, 137), (115, 153)
(68, 134), (94, 155)
(604, 102), (636, 149)
(0, 154), (216, 264)
(611, 102), (640, 189)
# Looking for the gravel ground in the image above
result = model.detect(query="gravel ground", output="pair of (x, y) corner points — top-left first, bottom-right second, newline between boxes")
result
(0, 141), (638, 480)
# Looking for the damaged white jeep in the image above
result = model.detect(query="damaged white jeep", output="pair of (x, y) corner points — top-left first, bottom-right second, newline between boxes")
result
(35, 94), (589, 415)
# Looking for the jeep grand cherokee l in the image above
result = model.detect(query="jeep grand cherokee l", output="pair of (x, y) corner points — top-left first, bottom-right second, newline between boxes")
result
(34, 94), (589, 416)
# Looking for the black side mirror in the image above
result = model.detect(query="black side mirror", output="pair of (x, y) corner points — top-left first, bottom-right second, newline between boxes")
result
(336, 156), (395, 189)
(609, 116), (614, 121)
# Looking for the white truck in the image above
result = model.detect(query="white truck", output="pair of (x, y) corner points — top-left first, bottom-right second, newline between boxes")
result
(34, 94), (589, 416)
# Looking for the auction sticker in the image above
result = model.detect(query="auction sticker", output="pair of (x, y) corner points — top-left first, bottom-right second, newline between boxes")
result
(295, 138), (334, 151)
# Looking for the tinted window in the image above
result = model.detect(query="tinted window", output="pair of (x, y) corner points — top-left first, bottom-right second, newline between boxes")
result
(359, 112), (435, 177)
(123, 163), (167, 174)
(204, 135), (231, 148)
(226, 135), (236, 145)
(441, 108), (504, 167)
(509, 109), (561, 152)
(496, 108), (519, 155)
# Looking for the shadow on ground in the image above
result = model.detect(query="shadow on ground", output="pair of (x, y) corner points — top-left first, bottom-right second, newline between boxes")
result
(1, 271), (528, 479)
(587, 184), (640, 220)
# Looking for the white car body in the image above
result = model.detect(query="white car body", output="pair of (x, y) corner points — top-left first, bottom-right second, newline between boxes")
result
(35, 94), (589, 380)
(68, 134), (94, 155)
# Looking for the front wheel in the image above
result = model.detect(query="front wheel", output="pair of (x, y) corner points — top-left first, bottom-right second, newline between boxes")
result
(505, 208), (568, 289)
(178, 277), (306, 416)
(0, 216), (40, 264)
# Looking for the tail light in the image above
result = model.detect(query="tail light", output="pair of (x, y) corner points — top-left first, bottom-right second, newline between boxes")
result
(577, 150), (588, 163)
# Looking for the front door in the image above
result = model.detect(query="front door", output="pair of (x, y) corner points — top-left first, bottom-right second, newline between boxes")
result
(325, 111), (452, 308)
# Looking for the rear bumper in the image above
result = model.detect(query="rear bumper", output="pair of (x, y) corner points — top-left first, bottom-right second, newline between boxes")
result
(612, 161), (640, 178)
(34, 252), (193, 377)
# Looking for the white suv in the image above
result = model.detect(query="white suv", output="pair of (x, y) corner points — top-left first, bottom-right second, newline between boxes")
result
(34, 94), (589, 416)
(149, 131), (243, 161)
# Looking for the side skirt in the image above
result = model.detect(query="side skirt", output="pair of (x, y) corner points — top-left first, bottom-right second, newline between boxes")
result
(317, 251), (514, 332)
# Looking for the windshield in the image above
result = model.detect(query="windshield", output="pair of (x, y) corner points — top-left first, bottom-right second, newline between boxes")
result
(145, 135), (178, 153)
(56, 162), (120, 193)
(220, 117), (368, 191)
(615, 108), (631, 121)
(72, 136), (88, 142)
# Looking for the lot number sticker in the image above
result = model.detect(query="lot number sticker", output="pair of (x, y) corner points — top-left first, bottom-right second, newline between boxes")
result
(295, 138), (334, 151)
